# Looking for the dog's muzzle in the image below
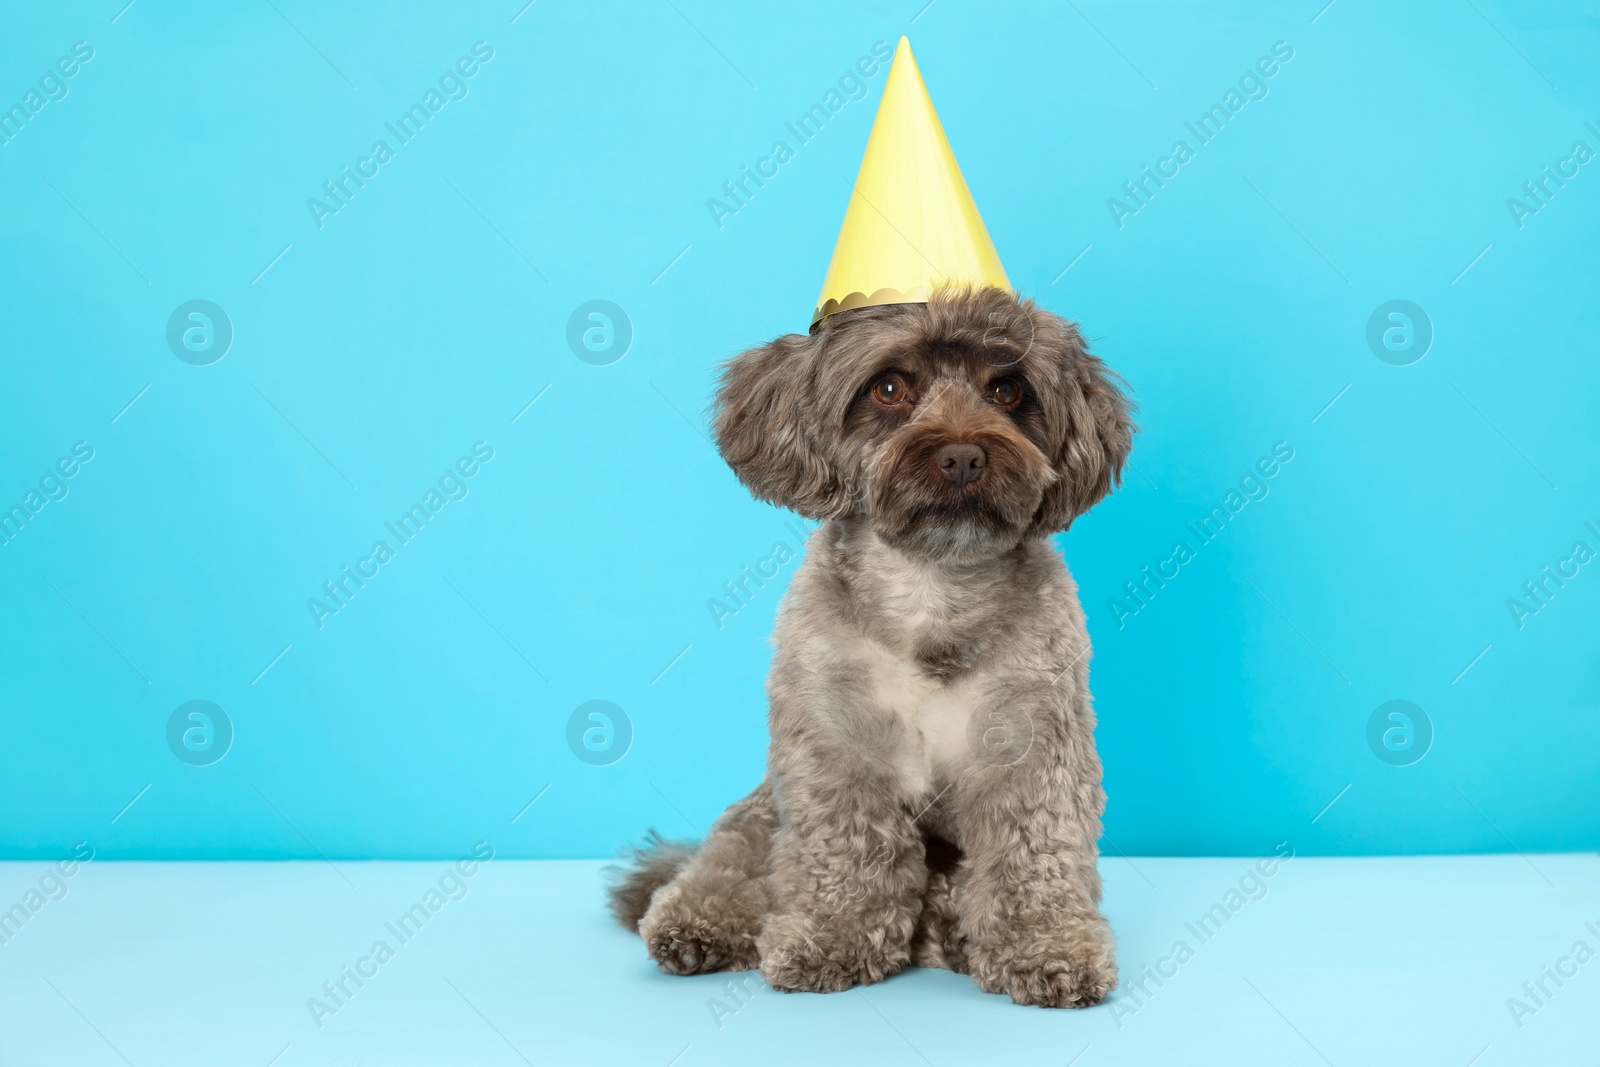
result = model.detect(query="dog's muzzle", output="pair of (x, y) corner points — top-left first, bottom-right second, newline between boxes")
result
(934, 442), (986, 487)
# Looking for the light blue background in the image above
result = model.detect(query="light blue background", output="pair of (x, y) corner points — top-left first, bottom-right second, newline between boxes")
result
(1, 0), (1595, 860)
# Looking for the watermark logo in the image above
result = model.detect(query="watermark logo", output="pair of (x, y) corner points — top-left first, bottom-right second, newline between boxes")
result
(165, 300), (233, 366)
(566, 300), (632, 366)
(966, 705), (1034, 768)
(1365, 699), (1432, 766)
(166, 700), (233, 767)
(566, 700), (632, 766)
(1365, 300), (1432, 366)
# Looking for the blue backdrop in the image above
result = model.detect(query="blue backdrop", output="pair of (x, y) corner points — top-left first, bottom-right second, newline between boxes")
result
(1, 0), (1595, 860)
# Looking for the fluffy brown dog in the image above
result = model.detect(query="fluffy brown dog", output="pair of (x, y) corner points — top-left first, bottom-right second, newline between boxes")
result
(608, 285), (1134, 1007)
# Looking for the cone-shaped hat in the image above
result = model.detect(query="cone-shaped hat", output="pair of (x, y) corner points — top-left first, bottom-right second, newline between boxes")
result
(812, 37), (1010, 326)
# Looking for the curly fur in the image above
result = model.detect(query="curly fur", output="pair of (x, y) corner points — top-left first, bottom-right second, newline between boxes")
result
(609, 287), (1135, 1008)
(604, 832), (698, 931)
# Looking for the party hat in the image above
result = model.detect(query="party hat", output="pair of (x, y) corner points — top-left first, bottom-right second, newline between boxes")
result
(813, 37), (1010, 326)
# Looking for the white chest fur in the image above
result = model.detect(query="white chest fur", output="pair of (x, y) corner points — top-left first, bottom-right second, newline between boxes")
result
(821, 544), (999, 796)
(853, 636), (983, 795)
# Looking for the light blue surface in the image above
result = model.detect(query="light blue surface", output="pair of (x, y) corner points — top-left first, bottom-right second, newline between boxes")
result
(1, 853), (1597, 1065)
(1, 1), (1597, 860)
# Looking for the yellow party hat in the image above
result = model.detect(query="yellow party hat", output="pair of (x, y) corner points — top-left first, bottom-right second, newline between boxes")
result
(813, 37), (1010, 326)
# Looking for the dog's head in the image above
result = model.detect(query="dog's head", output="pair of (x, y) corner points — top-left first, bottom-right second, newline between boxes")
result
(713, 287), (1135, 561)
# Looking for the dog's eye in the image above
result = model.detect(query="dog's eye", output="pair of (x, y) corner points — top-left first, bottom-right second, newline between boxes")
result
(987, 377), (1024, 408)
(871, 374), (910, 406)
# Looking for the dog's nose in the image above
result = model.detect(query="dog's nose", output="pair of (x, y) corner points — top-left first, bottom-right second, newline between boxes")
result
(935, 442), (986, 486)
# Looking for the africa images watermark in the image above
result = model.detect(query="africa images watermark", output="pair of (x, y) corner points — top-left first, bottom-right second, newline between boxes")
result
(706, 40), (894, 230)
(706, 519), (813, 629)
(0, 840), (95, 949)
(1505, 916), (1600, 1030)
(1, 440), (95, 549)
(0, 40), (95, 149)
(306, 841), (494, 1030)
(306, 41), (495, 230)
(1109, 441), (1295, 629)
(306, 442), (495, 629)
(706, 971), (773, 1030)
(1505, 119), (1600, 231)
(1107, 41), (1295, 230)
(1505, 519), (1599, 630)
(1111, 841), (1296, 1028)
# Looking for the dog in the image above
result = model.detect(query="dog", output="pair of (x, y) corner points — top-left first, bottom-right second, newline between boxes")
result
(607, 285), (1134, 1008)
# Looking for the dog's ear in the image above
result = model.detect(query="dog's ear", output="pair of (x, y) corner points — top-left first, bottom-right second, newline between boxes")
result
(712, 331), (845, 518)
(1030, 312), (1135, 533)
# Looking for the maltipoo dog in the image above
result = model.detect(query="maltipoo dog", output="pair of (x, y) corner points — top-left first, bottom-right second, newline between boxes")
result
(608, 285), (1134, 1008)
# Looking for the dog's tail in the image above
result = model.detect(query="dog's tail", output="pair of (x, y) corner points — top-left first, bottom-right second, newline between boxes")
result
(603, 831), (699, 932)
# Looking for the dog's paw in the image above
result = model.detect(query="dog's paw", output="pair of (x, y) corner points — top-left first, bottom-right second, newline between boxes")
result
(638, 891), (760, 976)
(644, 920), (759, 976)
(758, 919), (909, 993)
(909, 870), (969, 973)
(968, 922), (1117, 1008)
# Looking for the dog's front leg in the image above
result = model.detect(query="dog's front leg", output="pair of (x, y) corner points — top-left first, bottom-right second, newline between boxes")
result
(955, 692), (1117, 1008)
(756, 747), (924, 993)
